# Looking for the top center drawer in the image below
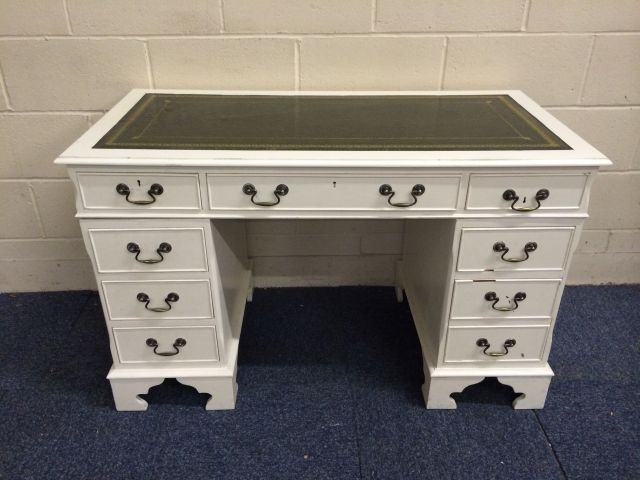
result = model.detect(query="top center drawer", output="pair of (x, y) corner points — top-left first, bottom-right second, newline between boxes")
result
(207, 175), (461, 211)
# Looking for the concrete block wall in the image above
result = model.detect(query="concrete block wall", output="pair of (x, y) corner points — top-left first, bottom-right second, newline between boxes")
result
(0, 0), (638, 291)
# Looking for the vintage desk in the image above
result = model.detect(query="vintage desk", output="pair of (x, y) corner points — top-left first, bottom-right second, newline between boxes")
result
(56, 90), (609, 411)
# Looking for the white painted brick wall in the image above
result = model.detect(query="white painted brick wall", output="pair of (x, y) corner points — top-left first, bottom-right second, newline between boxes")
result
(0, 0), (638, 291)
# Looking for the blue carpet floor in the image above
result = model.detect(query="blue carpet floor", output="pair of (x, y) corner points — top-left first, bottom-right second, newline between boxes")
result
(0, 285), (638, 480)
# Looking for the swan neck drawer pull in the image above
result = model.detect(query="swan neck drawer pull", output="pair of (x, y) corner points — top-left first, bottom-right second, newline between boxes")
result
(484, 291), (527, 311)
(493, 241), (537, 262)
(116, 183), (164, 205)
(146, 337), (186, 356)
(476, 338), (516, 357)
(126, 242), (172, 264)
(502, 188), (549, 212)
(379, 184), (425, 207)
(242, 183), (289, 206)
(137, 292), (179, 312)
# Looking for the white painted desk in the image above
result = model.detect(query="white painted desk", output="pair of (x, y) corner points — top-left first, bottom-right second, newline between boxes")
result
(56, 90), (609, 410)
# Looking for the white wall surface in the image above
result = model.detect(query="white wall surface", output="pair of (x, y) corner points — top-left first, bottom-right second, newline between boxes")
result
(0, 0), (638, 291)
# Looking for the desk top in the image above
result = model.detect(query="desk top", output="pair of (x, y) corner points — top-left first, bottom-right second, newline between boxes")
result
(94, 93), (569, 152)
(57, 89), (609, 168)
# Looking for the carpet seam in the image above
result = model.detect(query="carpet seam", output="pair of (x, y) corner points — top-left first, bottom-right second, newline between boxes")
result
(346, 358), (365, 479)
(533, 409), (570, 480)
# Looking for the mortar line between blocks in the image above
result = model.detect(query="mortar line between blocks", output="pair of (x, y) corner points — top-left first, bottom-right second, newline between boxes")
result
(0, 62), (13, 111)
(0, 110), (106, 115)
(143, 41), (155, 88)
(62, 0), (73, 35)
(3, 32), (637, 40)
(218, 0), (226, 33)
(61, 0), (74, 34)
(521, 0), (532, 32)
(533, 410), (570, 480)
(370, 0), (377, 32)
(27, 183), (46, 238)
(438, 37), (449, 89)
(577, 35), (597, 105)
(294, 40), (301, 90)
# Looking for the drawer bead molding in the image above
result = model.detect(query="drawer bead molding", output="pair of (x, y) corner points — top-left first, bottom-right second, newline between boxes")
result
(502, 188), (549, 212)
(116, 183), (164, 205)
(484, 291), (526, 311)
(145, 337), (186, 357)
(493, 241), (537, 263)
(242, 183), (289, 206)
(379, 184), (425, 207)
(126, 242), (172, 264)
(476, 338), (516, 357)
(137, 292), (180, 312)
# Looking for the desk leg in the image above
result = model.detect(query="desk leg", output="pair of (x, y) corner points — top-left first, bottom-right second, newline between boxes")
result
(177, 376), (238, 410)
(109, 378), (165, 411)
(422, 375), (483, 409)
(497, 376), (552, 409)
(394, 260), (404, 303)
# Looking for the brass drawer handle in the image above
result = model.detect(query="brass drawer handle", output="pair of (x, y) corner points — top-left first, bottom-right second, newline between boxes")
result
(126, 242), (172, 264)
(137, 292), (179, 312)
(242, 183), (289, 206)
(379, 184), (425, 207)
(146, 337), (186, 357)
(502, 188), (549, 212)
(116, 183), (164, 205)
(484, 291), (526, 311)
(476, 338), (516, 357)
(493, 241), (537, 262)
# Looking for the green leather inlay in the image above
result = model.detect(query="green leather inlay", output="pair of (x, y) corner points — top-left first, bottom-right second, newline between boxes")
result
(94, 94), (571, 151)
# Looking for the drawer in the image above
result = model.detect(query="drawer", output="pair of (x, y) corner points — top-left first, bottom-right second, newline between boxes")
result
(113, 326), (219, 364)
(102, 280), (214, 321)
(444, 326), (549, 363)
(450, 279), (561, 321)
(88, 227), (208, 273)
(466, 174), (587, 211)
(457, 227), (574, 272)
(77, 172), (201, 210)
(208, 175), (460, 211)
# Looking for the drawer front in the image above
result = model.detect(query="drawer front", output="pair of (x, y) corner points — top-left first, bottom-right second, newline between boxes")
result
(457, 227), (574, 272)
(444, 326), (549, 363)
(113, 326), (219, 364)
(466, 174), (587, 211)
(88, 227), (208, 273)
(208, 175), (460, 211)
(77, 173), (201, 210)
(450, 279), (561, 321)
(102, 280), (214, 321)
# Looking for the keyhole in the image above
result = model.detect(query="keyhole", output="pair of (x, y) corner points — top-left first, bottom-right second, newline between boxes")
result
(137, 179), (141, 187)
(523, 196), (527, 204)
(332, 181), (336, 188)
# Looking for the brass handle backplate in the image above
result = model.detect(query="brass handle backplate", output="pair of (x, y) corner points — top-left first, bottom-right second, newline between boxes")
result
(242, 183), (289, 206)
(379, 184), (425, 207)
(493, 241), (537, 263)
(146, 338), (186, 356)
(137, 292), (179, 312)
(476, 338), (516, 357)
(502, 188), (549, 212)
(484, 291), (527, 311)
(116, 183), (164, 205)
(127, 242), (172, 264)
